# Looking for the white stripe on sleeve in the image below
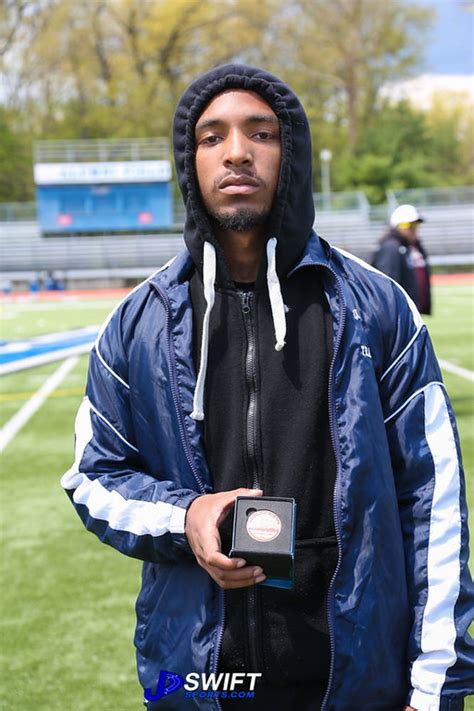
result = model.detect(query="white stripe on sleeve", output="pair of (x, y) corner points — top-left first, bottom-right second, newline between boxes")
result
(409, 384), (461, 709)
(60, 396), (186, 536)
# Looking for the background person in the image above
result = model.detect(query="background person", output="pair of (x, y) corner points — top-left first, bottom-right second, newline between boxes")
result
(372, 203), (432, 314)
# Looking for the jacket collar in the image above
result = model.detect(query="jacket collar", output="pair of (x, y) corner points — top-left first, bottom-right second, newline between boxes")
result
(148, 249), (194, 294)
(287, 230), (332, 275)
(149, 231), (332, 295)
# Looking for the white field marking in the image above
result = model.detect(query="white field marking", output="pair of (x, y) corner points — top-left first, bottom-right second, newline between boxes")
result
(0, 356), (79, 453)
(438, 359), (474, 382)
(0, 300), (119, 313)
(0, 343), (91, 375)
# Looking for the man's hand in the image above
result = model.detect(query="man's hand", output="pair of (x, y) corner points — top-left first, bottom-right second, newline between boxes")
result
(185, 488), (265, 589)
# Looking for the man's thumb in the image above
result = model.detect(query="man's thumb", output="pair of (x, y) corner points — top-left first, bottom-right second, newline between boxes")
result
(235, 488), (263, 497)
(221, 488), (262, 510)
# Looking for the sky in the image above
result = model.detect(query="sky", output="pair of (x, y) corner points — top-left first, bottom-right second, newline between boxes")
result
(418, 0), (474, 74)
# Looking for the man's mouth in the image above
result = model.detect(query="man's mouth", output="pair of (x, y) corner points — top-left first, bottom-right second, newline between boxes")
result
(218, 174), (260, 195)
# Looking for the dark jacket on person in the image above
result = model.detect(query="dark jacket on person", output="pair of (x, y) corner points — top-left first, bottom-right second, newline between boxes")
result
(61, 65), (472, 710)
(372, 227), (432, 314)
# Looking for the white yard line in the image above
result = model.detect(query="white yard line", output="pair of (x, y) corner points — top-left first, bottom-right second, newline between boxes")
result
(438, 359), (474, 383)
(0, 356), (79, 453)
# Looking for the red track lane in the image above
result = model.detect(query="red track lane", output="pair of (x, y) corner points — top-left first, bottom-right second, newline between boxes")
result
(431, 273), (473, 285)
(1, 273), (472, 302)
(0, 288), (130, 301)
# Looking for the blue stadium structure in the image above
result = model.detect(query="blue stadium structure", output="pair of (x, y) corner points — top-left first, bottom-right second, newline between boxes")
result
(34, 138), (173, 234)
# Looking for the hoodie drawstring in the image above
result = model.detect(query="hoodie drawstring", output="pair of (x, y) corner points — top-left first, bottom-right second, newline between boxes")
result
(191, 241), (216, 421)
(266, 237), (287, 351)
(190, 237), (286, 420)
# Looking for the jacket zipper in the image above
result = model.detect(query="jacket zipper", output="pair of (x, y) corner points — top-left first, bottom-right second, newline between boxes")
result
(240, 290), (262, 675)
(241, 291), (261, 488)
(288, 256), (345, 710)
(319, 268), (346, 711)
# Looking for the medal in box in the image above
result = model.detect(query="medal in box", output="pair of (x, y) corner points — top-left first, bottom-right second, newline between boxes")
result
(230, 496), (296, 589)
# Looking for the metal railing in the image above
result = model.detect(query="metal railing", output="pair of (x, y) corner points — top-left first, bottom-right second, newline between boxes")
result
(34, 138), (170, 164)
(313, 190), (370, 214)
(1, 186), (472, 278)
(387, 185), (474, 210)
(0, 202), (37, 221)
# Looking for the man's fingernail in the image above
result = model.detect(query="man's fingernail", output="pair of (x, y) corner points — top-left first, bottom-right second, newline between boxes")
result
(253, 567), (263, 576)
(236, 559), (246, 568)
(255, 575), (266, 584)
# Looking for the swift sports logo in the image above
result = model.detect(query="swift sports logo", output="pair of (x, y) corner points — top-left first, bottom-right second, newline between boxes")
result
(145, 671), (262, 702)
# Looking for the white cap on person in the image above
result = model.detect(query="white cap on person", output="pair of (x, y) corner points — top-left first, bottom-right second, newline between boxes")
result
(390, 204), (424, 227)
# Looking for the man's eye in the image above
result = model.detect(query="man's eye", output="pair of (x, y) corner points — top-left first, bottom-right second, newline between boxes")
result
(254, 131), (275, 140)
(200, 135), (221, 145)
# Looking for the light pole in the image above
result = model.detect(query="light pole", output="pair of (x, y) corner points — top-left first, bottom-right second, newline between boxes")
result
(319, 148), (332, 210)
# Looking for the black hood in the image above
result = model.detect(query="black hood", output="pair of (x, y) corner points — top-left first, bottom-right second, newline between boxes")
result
(173, 64), (315, 287)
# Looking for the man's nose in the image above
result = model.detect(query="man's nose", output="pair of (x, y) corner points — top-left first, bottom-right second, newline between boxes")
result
(223, 129), (252, 166)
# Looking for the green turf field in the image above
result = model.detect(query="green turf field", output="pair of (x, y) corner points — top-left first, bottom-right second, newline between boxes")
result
(0, 284), (473, 710)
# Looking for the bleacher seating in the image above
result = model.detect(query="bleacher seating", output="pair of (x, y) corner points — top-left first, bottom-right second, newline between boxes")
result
(0, 189), (472, 285)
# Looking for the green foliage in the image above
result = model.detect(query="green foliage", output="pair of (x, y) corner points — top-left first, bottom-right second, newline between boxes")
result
(337, 99), (473, 203)
(0, 0), (472, 203)
(0, 108), (34, 202)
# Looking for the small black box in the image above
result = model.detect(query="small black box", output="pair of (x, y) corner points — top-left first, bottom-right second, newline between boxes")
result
(229, 496), (296, 589)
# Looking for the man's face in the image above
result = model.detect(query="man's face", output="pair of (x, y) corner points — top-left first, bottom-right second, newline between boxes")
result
(398, 222), (419, 242)
(194, 89), (281, 232)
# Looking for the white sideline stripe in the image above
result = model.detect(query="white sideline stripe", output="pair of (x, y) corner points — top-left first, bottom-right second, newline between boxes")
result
(2, 300), (120, 311)
(410, 384), (461, 708)
(0, 356), (79, 452)
(94, 256), (176, 390)
(0, 326), (99, 353)
(60, 396), (186, 536)
(0, 325), (98, 351)
(0, 342), (92, 375)
(384, 381), (444, 424)
(438, 358), (474, 383)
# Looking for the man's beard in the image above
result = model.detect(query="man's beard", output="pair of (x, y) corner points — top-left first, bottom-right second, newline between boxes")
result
(208, 206), (270, 233)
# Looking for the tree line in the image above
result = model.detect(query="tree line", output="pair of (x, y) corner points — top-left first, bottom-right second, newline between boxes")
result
(1, 0), (472, 204)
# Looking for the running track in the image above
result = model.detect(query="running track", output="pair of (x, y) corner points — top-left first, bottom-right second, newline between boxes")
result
(1, 272), (472, 302)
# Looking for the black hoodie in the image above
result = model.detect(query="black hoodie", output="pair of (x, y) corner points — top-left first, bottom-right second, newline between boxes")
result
(173, 65), (337, 697)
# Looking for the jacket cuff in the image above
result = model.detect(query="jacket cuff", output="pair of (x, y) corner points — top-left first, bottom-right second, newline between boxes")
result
(169, 503), (187, 533)
(409, 689), (464, 711)
(170, 492), (202, 557)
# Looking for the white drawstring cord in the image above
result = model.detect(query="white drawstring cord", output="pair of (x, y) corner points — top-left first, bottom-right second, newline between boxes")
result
(191, 237), (286, 420)
(190, 241), (216, 420)
(266, 237), (287, 351)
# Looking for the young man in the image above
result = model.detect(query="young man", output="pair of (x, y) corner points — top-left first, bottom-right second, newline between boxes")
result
(372, 204), (432, 315)
(62, 65), (473, 710)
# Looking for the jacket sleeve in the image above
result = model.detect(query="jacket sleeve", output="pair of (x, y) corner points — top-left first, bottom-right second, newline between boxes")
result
(379, 285), (474, 709)
(60, 308), (201, 564)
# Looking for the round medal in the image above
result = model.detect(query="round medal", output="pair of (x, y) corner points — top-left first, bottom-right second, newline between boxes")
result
(246, 509), (282, 543)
